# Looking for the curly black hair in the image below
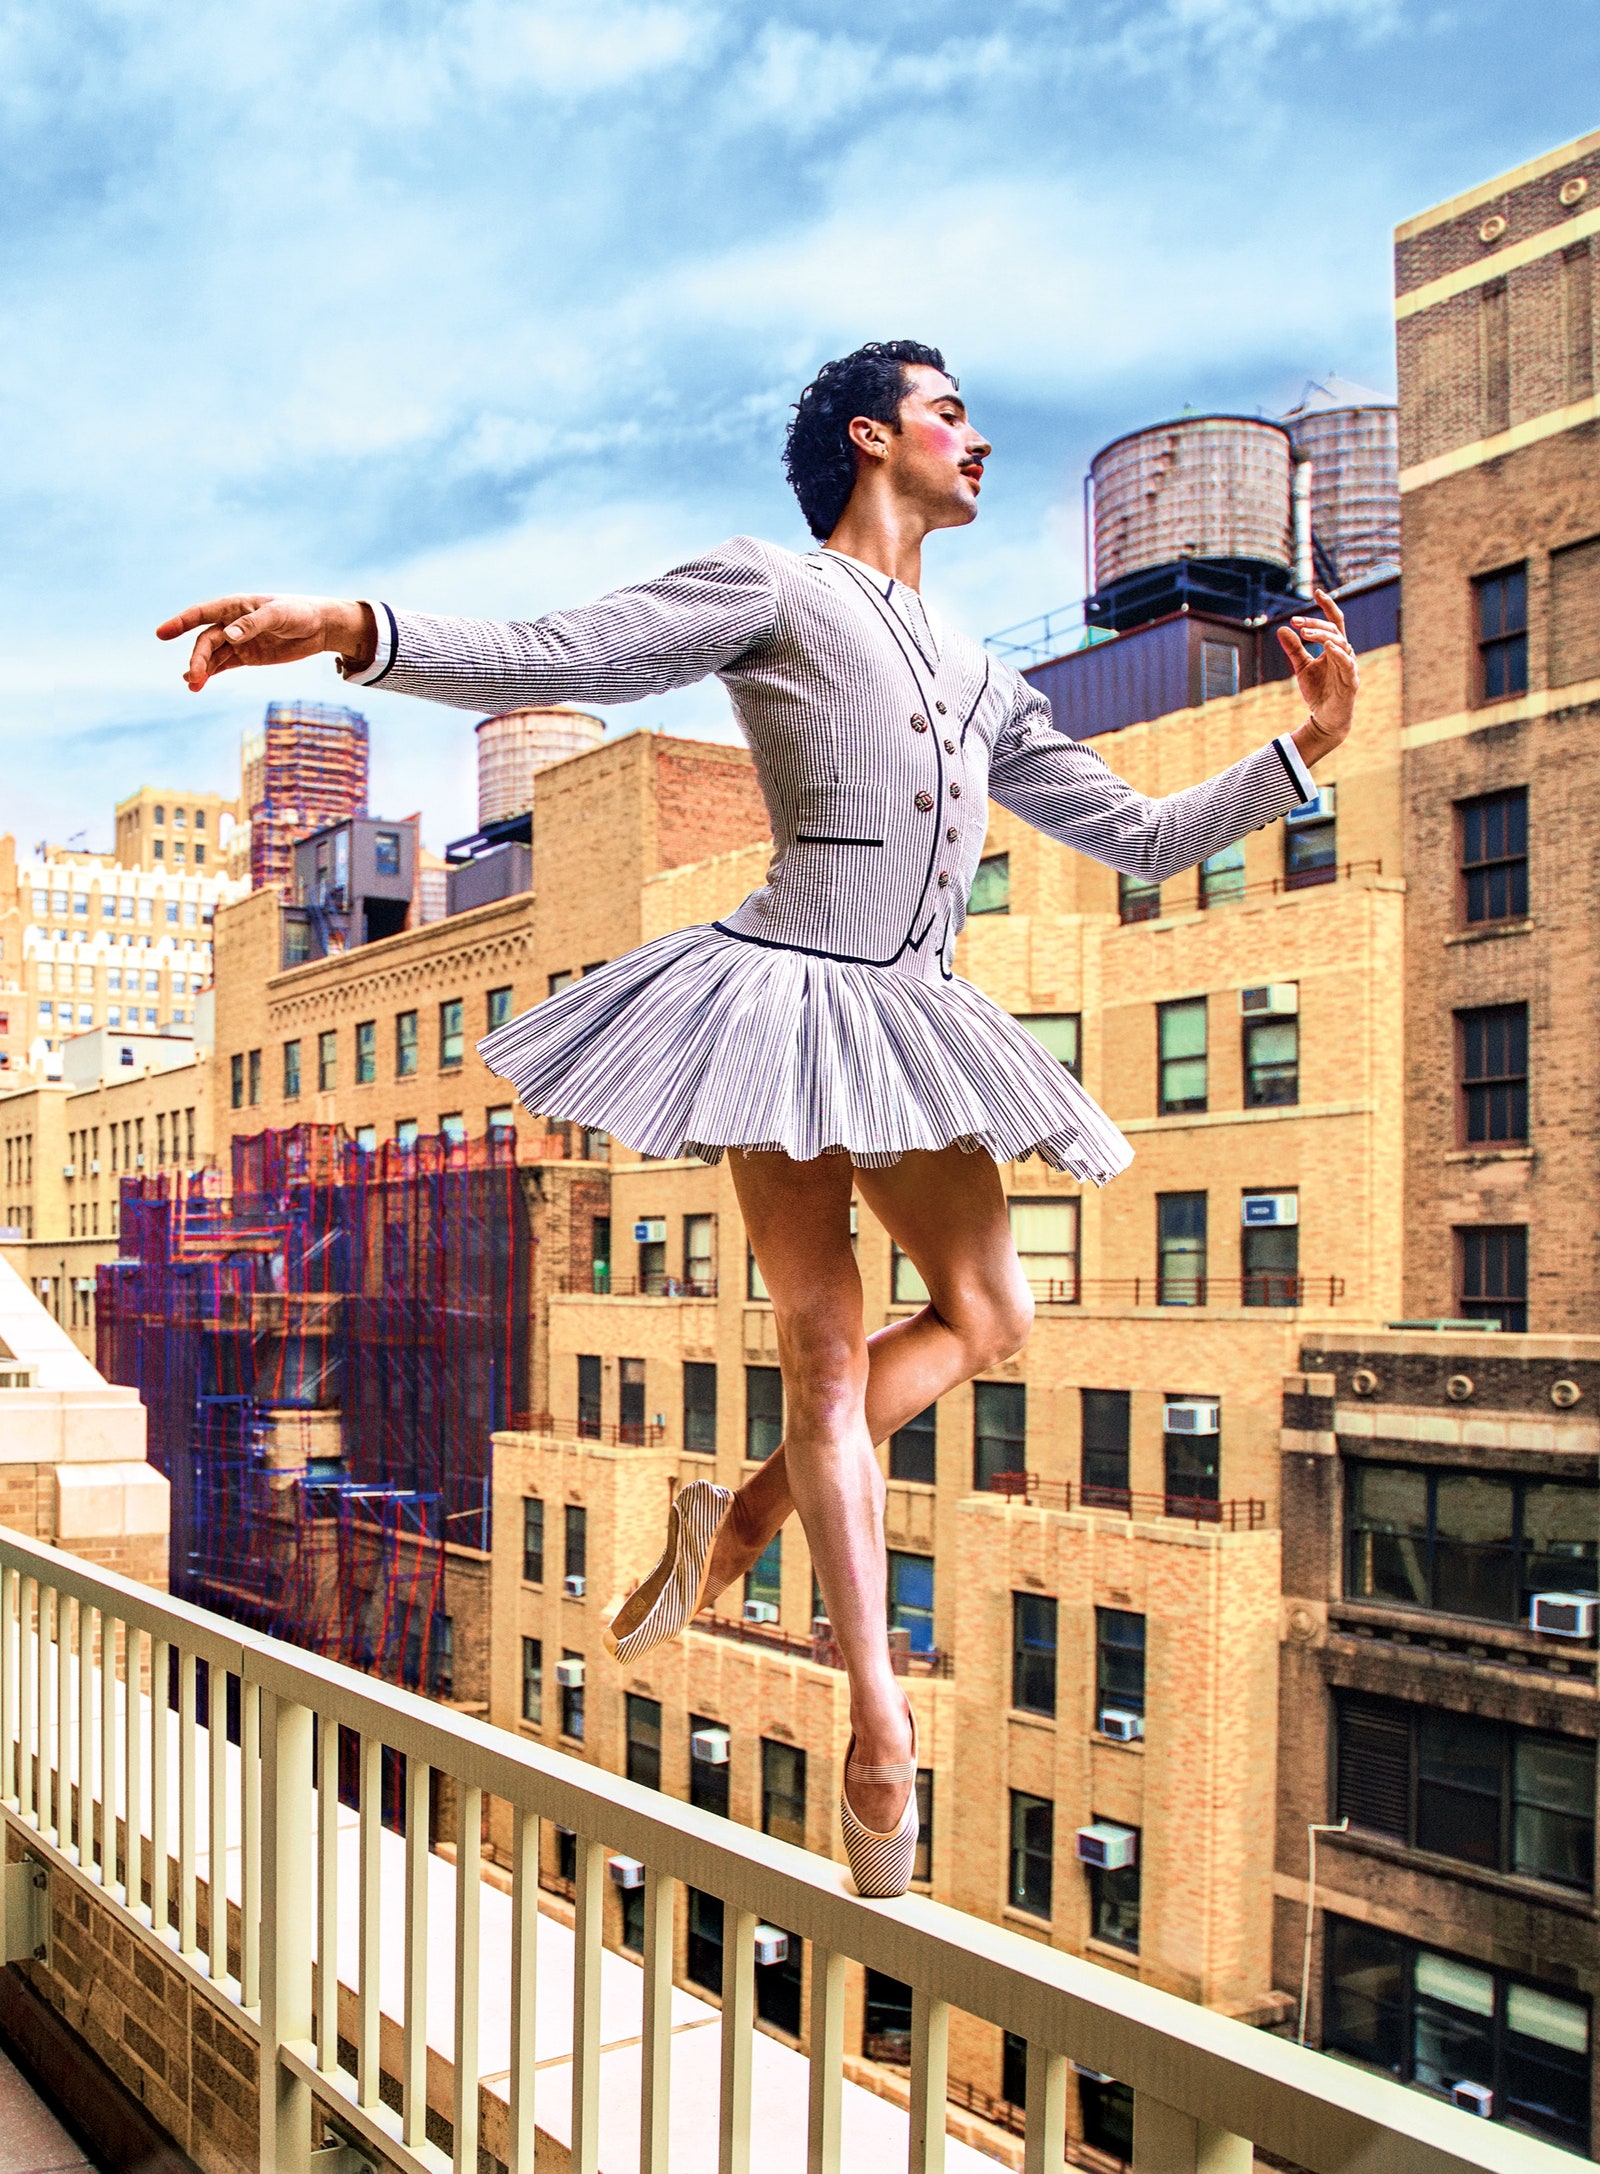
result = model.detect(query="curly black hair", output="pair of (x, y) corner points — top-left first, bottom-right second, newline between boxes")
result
(783, 340), (952, 541)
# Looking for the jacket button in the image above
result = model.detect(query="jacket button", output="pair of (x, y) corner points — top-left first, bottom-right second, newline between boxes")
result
(937, 872), (950, 887)
(910, 713), (929, 731)
(949, 783), (962, 799)
(935, 700), (948, 715)
(946, 827), (958, 843)
(944, 738), (956, 753)
(914, 790), (934, 811)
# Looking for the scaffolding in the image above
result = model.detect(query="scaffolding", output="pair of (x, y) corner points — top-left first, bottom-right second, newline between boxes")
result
(242, 701), (370, 894)
(96, 1125), (531, 1690)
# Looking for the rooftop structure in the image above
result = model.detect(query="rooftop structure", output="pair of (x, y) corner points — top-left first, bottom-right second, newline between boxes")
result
(242, 700), (370, 894)
(476, 703), (605, 827)
(113, 784), (238, 874)
(1281, 374), (1401, 591)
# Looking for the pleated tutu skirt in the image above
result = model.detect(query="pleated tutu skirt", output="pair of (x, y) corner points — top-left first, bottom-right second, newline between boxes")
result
(479, 924), (1134, 1182)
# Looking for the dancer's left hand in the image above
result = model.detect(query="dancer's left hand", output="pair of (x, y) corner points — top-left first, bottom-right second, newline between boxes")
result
(1281, 588), (1359, 764)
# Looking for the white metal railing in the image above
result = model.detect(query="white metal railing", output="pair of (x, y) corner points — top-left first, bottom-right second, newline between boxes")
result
(0, 1522), (1581, 2174)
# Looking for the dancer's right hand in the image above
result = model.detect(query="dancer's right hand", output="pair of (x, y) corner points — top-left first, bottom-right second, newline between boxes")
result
(156, 594), (376, 691)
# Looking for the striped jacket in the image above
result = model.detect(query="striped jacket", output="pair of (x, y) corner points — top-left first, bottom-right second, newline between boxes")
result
(346, 535), (1318, 980)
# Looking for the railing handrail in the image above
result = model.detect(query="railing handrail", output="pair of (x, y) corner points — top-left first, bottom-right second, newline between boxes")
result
(983, 1475), (1269, 1531)
(1025, 1276), (1347, 1310)
(0, 1520), (1577, 2174)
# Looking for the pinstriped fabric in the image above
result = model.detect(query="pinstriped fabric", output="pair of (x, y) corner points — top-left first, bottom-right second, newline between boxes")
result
(603, 1480), (735, 1662)
(840, 1710), (920, 1898)
(359, 533), (1318, 1176)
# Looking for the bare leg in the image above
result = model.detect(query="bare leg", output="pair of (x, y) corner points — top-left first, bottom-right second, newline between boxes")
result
(704, 1142), (1034, 1600)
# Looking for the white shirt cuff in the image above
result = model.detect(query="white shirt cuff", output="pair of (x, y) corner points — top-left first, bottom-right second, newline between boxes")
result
(337, 601), (397, 686)
(1275, 731), (1318, 805)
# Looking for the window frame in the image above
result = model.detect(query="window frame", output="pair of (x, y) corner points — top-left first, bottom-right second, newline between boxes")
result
(1458, 1225), (1529, 1333)
(395, 1009), (419, 1079)
(745, 1364), (783, 1462)
(1474, 564), (1529, 704)
(683, 1360), (717, 1455)
(1344, 1458), (1596, 1625)
(439, 997), (464, 1069)
(522, 1496), (544, 1585)
(1008, 1789), (1054, 1919)
(1158, 997), (1208, 1115)
(1011, 1592), (1058, 1717)
(1457, 1005), (1528, 1146)
(1458, 790), (1528, 927)
(760, 1738), (807, 1848)
(1243, 1013), (1299, 1106)
(1157, 1191), (1207, 1306)
(1095, 1607), (1147, 1721)
(974, 1379), (1026, 1492)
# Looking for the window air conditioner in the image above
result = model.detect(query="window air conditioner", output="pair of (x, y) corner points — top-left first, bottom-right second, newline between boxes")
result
(633, 1218), (666, 1244)
(1163, 1399), (1220, 1436)
(1099, 1708), (1145, 1743)
(134, 1153), (144, 1168)
(753, 1926), (790, 1967)
(1242, 1192), (1298, 1228)
(1530, 1593), (1598, 1639)
(88, 1160), (99, 1175)
(1076, 1823), (1138, 1871)
(61, 1164), (75, 1179)
(607, 1855), (646, 1890)
(691, 1724), (730, 1765)
(743, 1600), (779, 1625)
(1451, 2083), (1493, 2117)
(564, 1574), (586, 1599)
(554, 1658), (585, 1689)
(1239, 983), (1299, 1017)
(1285, 784), (1335, 826)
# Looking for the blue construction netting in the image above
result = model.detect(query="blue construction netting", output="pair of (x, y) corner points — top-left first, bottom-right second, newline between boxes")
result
(97, 1125), (531, 1690)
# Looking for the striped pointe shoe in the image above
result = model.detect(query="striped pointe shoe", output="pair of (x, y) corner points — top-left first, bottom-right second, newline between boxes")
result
(840, 1704), (919, 1900)
(602, 1480), (736, 1664)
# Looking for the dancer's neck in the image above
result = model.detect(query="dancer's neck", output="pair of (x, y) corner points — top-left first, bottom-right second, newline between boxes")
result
(824, 495), (929, 593)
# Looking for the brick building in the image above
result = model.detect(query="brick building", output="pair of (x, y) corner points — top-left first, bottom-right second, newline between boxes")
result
(1396, 124), (1600, 1332)
(113, 785), (239, 874)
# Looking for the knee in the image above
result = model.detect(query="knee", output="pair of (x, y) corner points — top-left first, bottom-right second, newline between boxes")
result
(953, 1274), (1034, 1372)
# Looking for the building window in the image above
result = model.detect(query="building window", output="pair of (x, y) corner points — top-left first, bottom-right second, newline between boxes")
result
(1164, 1399), (1220, 1516)
(683, 1361), (717, 1454)
(1010, 1198), (1078, 1303)
(745, 1533), (781, 1617)
(684, 1213), (715, 1293)
(1476, 564), (1528, 702)
(1323, 1918), (1591, 2154)
(1550, 534), (1600, 687)
(1245, 1014), (1299, 1105)
(487, 985), (513, 1031)
(1016, 1012), (1080, 1076)
(637, 1220), (666, 1293)
(746, 1365), (783, 1461)
(1459, 1005), (1528, 1144)
(968, 853), (1010, 915)
(686, 1889), (724, 1994)
(1200, 638), (1241, 702)
(549, 970), (574, 997)
(522, 1497), (544, 1584)
(439, 1113), (466, 1147)
(247, 1048), (261, 1106)
(230, 1052), (244, 1109)
(559, 1651), (584, 1740)
(1157, 1192), (1206, 1305)
(356, 1020), (376, 1084)
(577, 1354), (602, 1437)
(618, 1356), (646, 1440)
(889, 1402), (936, 1484)
(429, 1614), (454, 1699)
(689, 1715), (730, 1818)
(1344, 1461), (1596, 1624)
(316, 1029), (336, 1093)
(891, 1244), (930, 1304)
(1089, 1827), (1141, 1952)
(1012, 1593), (1058, 1717)
(863, 1972), (913, 2064)
(1200, 841), (1246, 909)
(1460, 789), (1528, 925)
(394, 1119), (418, 1150)
(1119, 870), (1160, 924)
(887, 1551), (934, 1654)
(974, 1379), (1025, 1492)
(755, 1921), (804, 2036)
(1158, 998), (1207, 1113)
(746, 1246), (769, 1301)
(1459, 1225), (1528, 1333)
(396, 1010), (418, 1077)
(1096, 1609), (1146, 1724)
(1080, 2077), (1135, 2161)
(1242, 1220), (1299, 1305)
(1081, 1388), (1130, 1508)
(564, 1504), (587, 1587)
(1008, 1791), (1053, 1919)
(282, 1039), (301, 1100)
(626, 1694), (662, 1790)
(1285, 795), (1338, 890)
(1336, 1693), (1594, 1890)
(439, 998), (464, 1068)
(761, 1739), (807, 1847)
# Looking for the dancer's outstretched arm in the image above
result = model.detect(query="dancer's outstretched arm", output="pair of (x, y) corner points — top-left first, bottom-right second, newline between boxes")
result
(157, 536), (780, 712)
(989, 587), (1360, 883)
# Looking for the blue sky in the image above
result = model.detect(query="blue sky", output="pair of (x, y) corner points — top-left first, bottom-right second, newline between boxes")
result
(3, 1), (1596, 855)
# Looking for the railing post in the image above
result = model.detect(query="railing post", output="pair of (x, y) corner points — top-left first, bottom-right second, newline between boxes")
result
(507, 1808), (539, 2174)
(806, 1947), (844, 2174)
(570, 1834), (604, 2174)
(718, 1907), (756, 2174)
(259, 1689), (315, 2174)
(639, 1866), (674, 2174)
(403, 1757), (431, 2150)
(453, 1784), (483, 2174)
(1131, 2097), (1251, 2174)
(1023, 2043), (1068, 2174)
(909, 1989), (949, 2174)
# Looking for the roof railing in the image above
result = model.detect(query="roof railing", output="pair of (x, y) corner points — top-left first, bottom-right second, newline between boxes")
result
(0, 1524), (1577, 2174)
